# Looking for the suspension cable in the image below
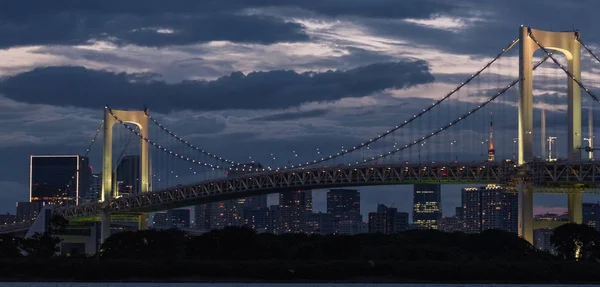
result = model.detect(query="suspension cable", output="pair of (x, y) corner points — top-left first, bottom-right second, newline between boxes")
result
(84, 120), (104, 157)
(577, 37), (600, 66)
(528, 30), (600, 104)
(143, 38), (519, 170)
(144, 111), (251, 168)
(108, 108), (234, 171)
(357, 53), (552, 165)
(282, 38), (520, 168)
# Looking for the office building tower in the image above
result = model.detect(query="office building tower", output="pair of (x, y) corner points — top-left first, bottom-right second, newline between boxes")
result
(583, 202), (600, 231)
(200, 162), (268, 230)
(152, 209), (190, 229)
(413, 184), (442, 229)
(115, 155), (140, 197)
(168, 209), (190, 228)
(395, 211), (409, 232)
(279, 190), (312, 233)
(227, 163), (268, 212)
(327, 189), (361, 234)
(533, 228), (556, 255)
(462, 184), (518, 233)
(368, 204), (408, 234)
(30, 155), (91, 205)
(488, 113), (495, 162)
(152, 212), (168, 228)
(210, 200), (242, 229)
(439, 216), (463, 232)
(244, 207), (272, 233)
(339, 220), (362, 235)
(16, 201), (44, 222)
(455, 206), (464, 221)
(304, 212), (335, 235)
(268, 205), (281, 234)
(194, 203), (212, 230)
(86, 173), (102, 202)
(502, 191), (519, 233)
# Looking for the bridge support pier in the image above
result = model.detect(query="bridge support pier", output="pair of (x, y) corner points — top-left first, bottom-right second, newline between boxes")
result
(518, 183), (534, 244)
(138, 214), (148, 230)
(568, 191), (583, 224)
(100, 211), (111, 244)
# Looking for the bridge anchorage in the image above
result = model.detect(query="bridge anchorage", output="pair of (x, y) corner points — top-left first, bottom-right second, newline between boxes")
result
(8, 26), (600, 248)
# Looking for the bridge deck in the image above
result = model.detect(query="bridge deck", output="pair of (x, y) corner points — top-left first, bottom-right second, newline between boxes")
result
(46, 161), (600, 220)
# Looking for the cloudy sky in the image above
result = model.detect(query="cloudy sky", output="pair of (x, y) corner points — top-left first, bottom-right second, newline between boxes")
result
(1, 0), (600, 219)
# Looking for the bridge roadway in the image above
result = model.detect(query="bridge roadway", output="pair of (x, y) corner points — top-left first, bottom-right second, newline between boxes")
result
(47, 160), (600, 220)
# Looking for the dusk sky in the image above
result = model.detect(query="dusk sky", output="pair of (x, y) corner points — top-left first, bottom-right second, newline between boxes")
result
(1, 0), (600, 220)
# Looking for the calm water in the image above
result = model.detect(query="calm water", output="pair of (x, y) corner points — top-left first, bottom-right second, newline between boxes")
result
(0, 284), (599, 287)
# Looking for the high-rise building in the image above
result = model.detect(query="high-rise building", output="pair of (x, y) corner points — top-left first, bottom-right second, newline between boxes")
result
(339, 220), (362, 235)
(227, 163), (268, 212)
(462, 184), (518, 233)
(583, 202), (600, 231)
(279, 190), (312, 233)
(115, 155), (140, 197)
(198, 162), (268, 231)
(85, 173), (102, 202)
(455, 206), (464, 221)
(194, 203), (212, 230)
(327, 189), (361, 234)
(240, 195), (268, 211)
(413, 184), (442, 229)
(268, 205), (281, 234)
(152, 209), (190, 229)
(152, 212), (168, 228)
(168, 209), (190, 228)
(368, 204), (408, 234)
(395, 211), (409, 232)
(488, 112), (495, 162)
(304, 212), (335, 235)
(244, 207), (271, 233)
(533, 228), (556, 255)
(210, 200), (242, 229)
(16, 201), (44, 222)
(30, 155), (91, 205)
(439, 216), (463, 232)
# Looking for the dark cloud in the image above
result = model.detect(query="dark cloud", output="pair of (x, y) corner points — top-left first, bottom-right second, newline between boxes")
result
(357, 0), (600, 57)
(0, 12), (309, 49)
(0, 0), (455, 49)
(0, 61), (434, 112)
(0, 0), (454, 21)
(250, 110), (329, 122)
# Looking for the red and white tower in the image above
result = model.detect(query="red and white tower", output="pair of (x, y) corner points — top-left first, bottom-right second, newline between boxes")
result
(488, 112), (495, 162)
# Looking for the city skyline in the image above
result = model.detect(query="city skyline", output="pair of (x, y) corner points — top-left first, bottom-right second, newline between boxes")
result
(1, 1), (600, 215)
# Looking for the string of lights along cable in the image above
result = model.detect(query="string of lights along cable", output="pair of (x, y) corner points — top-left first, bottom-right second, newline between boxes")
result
(144, 110), (253, 169)
(98, 33), (598, 186)
(107, 108), (228, 171)
(136, 37), (520, 172)
(356, 53), (552, 165)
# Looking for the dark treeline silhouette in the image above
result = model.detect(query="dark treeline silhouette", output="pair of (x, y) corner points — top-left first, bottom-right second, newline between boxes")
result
(100, 227), (553, 262)
(1, 223), (600, 282)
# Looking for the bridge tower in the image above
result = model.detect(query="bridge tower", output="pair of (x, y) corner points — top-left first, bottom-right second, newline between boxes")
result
(518, 26), (582, 243)
(101, 108), (150, 243)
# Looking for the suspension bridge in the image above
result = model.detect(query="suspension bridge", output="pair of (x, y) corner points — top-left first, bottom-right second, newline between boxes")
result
(6, 26), (600, 245)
